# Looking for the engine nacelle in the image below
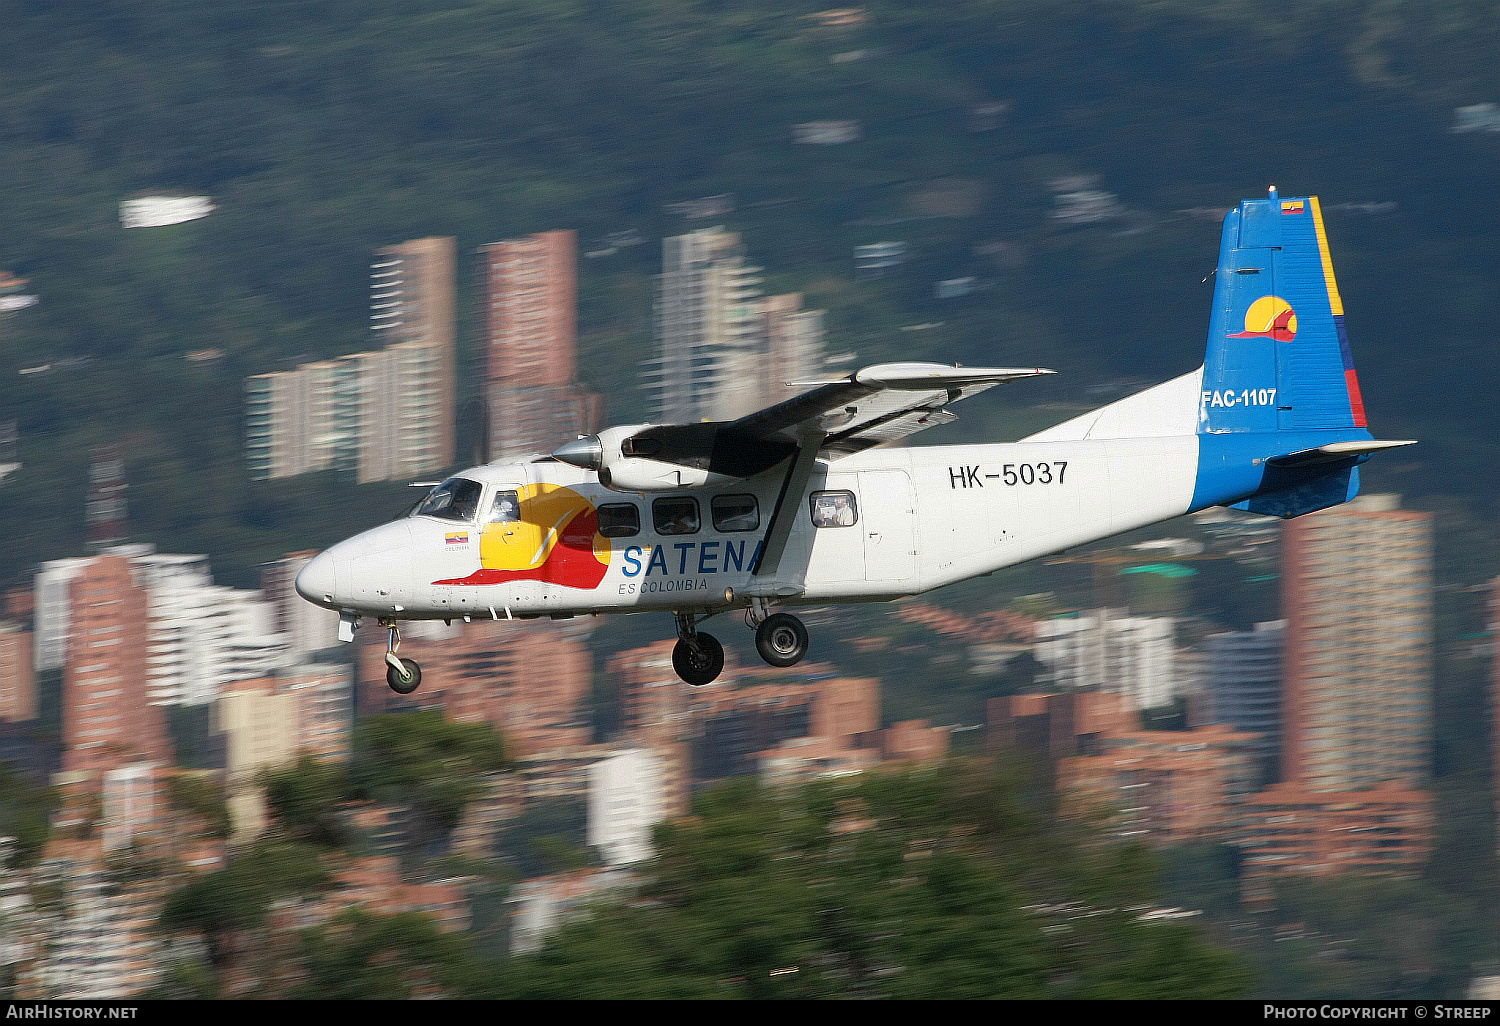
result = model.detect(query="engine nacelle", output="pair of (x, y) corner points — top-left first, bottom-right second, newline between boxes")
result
(553, 425), (744, 492)
(599, 458), (746, 492)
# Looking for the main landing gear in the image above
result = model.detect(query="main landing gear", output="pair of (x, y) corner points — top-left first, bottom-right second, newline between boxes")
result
(671, 611), (724, 687)
(381, 619), (422, 695)
(668, 605), (810, 685)
(755, 612), (810, 668)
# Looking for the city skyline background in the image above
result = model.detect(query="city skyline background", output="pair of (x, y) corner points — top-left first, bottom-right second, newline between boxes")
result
(1, 0), (1496, 1000)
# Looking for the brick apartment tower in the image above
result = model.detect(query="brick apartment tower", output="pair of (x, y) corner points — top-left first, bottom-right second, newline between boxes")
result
(62, 556), (170, 773)
(1235, 495), (1436, 904)
(370, 236), (457, 474)
(0, 622), (35, 722)
(479, 230), (599, 462)
(358, 619), (592, 757)
(1280, 494), (1433, 790)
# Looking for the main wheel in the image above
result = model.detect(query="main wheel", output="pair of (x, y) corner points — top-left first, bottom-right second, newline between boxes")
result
(386, 657), (422, 695)
(755, 613), (809, 668)
(672, 632), (724, 686)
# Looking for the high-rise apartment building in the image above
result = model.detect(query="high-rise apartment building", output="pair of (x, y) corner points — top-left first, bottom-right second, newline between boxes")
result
(62, 556), (170, 774)
(85, 445), (127, 551)
(1034, 609), (1180, 712)
(0, 623), (35, 722)
(479, 230), (600, 461)
(1202, 620), (1285, 785)
(38, 546), (289, 709)
(587, 748), (666, 867)
(1280, 494), (1432, 790)
(246, 237), (455, 483)
(245, 359), (355, 480)
(357, 619), (593, 757)
(370, 236), (456, 471)
(648, 227), (827, 423)
(1231, 495), (1435, 903)
(762, 292), (826, 399)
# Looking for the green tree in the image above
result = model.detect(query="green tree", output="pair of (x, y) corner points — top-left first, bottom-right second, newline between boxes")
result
(260, 755), (350, 849)
(287, 908), (493, 1000)
(0, 765), (55, 869)
(349, 712), (510, 852)
(159, 839), (329, 968)
(500, 760), (1251, 998)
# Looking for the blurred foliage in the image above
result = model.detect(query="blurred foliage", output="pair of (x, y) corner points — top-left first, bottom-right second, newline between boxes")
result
(493, 796), (600, 880)
(255, 713), (510, 854)
(285, 907), (495, 999)
(497, 759), (1251, 998)
(158, 838), (331, 966)
(347, 711), (509, 852)
(0, 763), (55, 869)
(1248, 874), (1493, 999)
(260, 754), (351, 850)
(165, 772), (232, 840)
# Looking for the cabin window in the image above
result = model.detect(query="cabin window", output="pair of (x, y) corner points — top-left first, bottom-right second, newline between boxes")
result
(810, 490), (858, 528)
(597, 502), (641, 538)
(413, 477), (483, 522)
(484, 489), (522, 524)
(653, 497), (700, 535)
(712, 494), (760, 533)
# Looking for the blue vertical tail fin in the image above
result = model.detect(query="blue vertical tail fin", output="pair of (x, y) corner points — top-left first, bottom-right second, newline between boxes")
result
(1199, 190), (1368, 435)
(1191, 191), (1415, 518)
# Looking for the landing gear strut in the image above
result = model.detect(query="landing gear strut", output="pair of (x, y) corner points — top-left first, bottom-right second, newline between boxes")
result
(381, 620), (421, 695)
(671, 611), (724, 686)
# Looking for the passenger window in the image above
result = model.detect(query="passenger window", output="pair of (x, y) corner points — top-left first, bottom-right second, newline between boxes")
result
(597, 503), (641, 538)
(653, 497), (700, 536)
(414, 478), (483, 522)
(712, 494), (759, 533)
(485, 489), (521, 524)
(810, 490), (858, 528)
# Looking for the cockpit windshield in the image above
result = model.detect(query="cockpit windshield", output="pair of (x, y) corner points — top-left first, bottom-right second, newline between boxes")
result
(412, 478), (483, 522)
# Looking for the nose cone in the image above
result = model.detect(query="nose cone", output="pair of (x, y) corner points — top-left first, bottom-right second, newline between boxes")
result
(295, 551), (338, 608)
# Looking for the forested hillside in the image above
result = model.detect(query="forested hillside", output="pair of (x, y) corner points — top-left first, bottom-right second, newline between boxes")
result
(2, 0), (1497, 590)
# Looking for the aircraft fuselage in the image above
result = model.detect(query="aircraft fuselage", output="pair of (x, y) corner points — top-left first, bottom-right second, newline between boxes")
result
(299, 423), (1215, 625)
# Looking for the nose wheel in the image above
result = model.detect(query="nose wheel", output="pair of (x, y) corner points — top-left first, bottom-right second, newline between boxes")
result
(755, 612), (809, 668)
(381, 621), (422, 694)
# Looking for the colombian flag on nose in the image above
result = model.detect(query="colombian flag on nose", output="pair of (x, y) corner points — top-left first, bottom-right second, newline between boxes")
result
(1281, 199), (1305, 215)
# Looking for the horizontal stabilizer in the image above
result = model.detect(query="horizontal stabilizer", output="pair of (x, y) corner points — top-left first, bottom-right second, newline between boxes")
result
(1267, 439), (1417, 468)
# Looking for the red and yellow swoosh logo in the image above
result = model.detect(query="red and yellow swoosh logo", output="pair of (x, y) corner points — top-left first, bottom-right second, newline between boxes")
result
(1228, 295), (1297, 341)
(434, 484), (609, 589)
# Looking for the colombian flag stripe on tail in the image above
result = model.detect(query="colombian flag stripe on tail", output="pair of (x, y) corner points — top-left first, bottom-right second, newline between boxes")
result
(1310, 197), (1366, 427)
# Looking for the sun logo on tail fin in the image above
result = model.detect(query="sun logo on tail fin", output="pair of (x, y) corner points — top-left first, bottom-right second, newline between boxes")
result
(1229, 296), (1297, 341)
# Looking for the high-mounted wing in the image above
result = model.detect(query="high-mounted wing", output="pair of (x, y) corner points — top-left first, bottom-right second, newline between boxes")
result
(734, 362), (1055, 458)
(552, 362), (1053, 491)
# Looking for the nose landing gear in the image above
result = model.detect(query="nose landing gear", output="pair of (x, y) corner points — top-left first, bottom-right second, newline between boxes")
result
(381, 620), (422, 695)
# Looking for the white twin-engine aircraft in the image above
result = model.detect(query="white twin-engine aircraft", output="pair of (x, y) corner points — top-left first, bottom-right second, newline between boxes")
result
(297, 191), (1413, 693)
